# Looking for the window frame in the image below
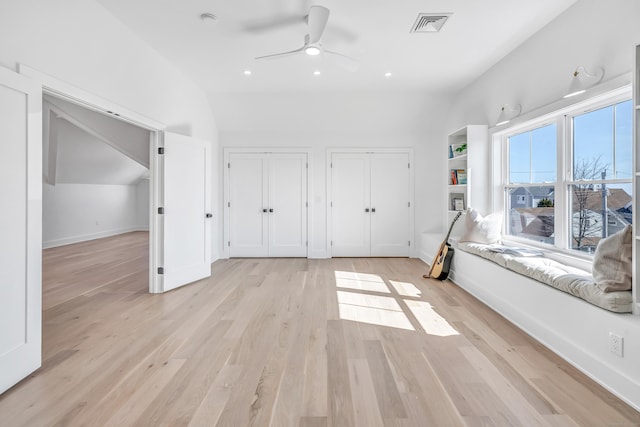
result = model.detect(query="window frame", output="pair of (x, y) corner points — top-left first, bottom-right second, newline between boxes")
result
(494, 87), (632, 264)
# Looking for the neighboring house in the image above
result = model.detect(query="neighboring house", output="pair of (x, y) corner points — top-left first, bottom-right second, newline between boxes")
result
(510, 187), (632, 250)
(509, 187), (554, 209)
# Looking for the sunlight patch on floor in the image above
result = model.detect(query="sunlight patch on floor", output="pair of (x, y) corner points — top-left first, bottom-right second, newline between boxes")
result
(337, 290), (415, 331)
(405, 300), (459, 337)
(389, 280), (422, 298)
(334, 270), (390, 293)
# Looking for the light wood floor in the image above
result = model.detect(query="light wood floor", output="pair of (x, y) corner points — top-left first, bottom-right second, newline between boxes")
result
(1, 232), (639, 426)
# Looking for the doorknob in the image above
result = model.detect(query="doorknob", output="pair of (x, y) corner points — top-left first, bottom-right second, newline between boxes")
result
(206, 213), (213, 218)
(371, 208), (376, 213)
(364, 208), (370, 212)
(269, 208), (274, 213)
(262, 208), (268, 213)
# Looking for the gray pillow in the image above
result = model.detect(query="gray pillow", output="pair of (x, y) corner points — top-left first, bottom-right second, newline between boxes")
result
(592, 225), (632, 292)
(459, 208), (502, 244)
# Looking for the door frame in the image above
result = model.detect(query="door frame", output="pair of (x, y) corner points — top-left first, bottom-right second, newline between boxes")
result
(18, 65), (166, 293)
(326, 148), (415, 258)
(222, 147), (312, 259)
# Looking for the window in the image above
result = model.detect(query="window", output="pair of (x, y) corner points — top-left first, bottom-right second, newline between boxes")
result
(500, 91), (632, 256)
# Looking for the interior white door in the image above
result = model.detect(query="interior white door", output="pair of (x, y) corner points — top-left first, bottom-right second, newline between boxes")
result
(268, 153), (308, 257)
(370, 152), (410, 256)
(228, 153), (269, 257)
(0, 68), (42, 393)
(162, 132), (211, 292)
(331, 153), (371, 256)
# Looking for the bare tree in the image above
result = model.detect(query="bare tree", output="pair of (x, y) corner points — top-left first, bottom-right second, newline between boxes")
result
(572, 156), (608, 249)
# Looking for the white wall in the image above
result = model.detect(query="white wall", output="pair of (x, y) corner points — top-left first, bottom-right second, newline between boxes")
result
(136, 179), (150, 230)
(43, 183), (142, 248)
(446, 0), (640, 411)
(211, 90), (452, 258)
(0, 0), (220, 260)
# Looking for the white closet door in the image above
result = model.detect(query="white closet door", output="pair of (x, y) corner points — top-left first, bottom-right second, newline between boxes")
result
(370, 152), (410, 256)
(268, 153), (308, 257)
(331, 153), (371, 256)
(0, 68), (42, 393)
(162, 132), (212, 292)
(229, 153), (268, 257)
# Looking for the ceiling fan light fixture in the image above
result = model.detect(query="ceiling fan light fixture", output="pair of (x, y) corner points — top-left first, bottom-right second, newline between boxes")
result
(305, 46), (321, 56)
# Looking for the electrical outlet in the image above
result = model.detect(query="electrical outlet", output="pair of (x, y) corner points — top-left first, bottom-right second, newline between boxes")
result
(609, 332), (624, 357)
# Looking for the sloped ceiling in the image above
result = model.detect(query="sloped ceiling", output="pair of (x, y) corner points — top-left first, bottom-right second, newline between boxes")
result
(55, 118), (148, 185)
(44, 95), (150, 186)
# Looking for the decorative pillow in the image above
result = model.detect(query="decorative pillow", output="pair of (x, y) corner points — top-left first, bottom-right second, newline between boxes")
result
(459, 208), (502, 244)
(592, 225), (632, 292)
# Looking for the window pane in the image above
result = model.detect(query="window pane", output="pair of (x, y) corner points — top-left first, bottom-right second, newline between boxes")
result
(531, 125), (556, 182)
(509, 124), (556, 184)
(615, 100), (633, 180)
(573, 105), (613, 180)
(569, 183), (632, 253)
(506, 186), (555, 244)
(509, 132), (530, 183)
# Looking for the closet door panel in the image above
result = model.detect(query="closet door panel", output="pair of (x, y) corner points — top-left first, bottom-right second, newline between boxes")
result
(229, 153), (268, 257)
(269, 153), (307, 257)
(331, 153), (370, 257)
(370, 153), (410, 256)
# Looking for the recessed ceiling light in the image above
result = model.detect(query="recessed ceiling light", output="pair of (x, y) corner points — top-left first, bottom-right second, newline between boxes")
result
(384, 72), (392, 78)
(313, 70), (321, 76)
(243, 70), (252, 76)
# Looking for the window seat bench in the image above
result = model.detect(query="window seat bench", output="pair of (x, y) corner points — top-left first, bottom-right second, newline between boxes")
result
(458, 242), (633, 313)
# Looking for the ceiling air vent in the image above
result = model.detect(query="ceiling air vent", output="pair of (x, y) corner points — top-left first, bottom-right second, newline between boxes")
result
(410, 13), (451, 33)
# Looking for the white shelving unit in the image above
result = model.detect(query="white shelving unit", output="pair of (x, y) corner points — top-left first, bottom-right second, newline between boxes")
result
(632, 44), (640, 315)
(446, 125), (488, 238)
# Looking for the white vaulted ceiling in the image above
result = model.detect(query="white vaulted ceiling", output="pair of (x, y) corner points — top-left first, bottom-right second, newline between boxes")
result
(94, 0), (577, 95)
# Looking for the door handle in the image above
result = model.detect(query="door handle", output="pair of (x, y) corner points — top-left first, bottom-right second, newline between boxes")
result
(269, 208), (274, 213)
(263, 208), (268, 213)
(371, 208), (376, 213)
(206, 213), (213, 218)
(365, 208), (370, 212)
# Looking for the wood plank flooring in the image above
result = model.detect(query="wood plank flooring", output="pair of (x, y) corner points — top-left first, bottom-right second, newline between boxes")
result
(1, 232), (639, 426)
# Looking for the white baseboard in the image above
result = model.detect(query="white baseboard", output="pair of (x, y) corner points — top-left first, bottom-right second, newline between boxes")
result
(43, 226), (147, 249)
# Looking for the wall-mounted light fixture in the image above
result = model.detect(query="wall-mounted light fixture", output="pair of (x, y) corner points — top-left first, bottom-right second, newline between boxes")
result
(496, 104), (522, 126)
(563, 66), (604, 98)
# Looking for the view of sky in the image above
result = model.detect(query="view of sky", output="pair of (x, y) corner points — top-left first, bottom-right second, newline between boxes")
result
(509, 99), (633, 188)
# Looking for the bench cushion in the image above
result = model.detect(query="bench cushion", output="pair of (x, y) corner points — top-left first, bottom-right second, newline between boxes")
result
(459, 242), (633, 313)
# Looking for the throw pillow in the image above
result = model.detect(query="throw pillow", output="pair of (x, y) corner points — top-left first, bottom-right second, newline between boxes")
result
(593, 224), (632, 292)
(459, 208), (502, 244)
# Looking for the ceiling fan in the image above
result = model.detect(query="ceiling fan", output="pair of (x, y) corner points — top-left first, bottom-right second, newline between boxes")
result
(254, 5), (358, 72)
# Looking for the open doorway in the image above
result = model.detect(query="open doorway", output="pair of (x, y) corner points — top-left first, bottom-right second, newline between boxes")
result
(41, 94), (152, 308)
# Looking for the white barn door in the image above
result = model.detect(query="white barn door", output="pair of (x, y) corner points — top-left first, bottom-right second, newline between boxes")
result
(268, 153), (308, 257)
(370, 152), (410, 256)
(161, 132), (212, 292)
(228, 153), (269, 257)
(0, 68), (42, 393)
(331, 153), (371, 256)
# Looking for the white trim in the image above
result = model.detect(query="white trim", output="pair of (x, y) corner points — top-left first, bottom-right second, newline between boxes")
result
(18, 64), (165, 294)
(18, 64), (165, 131)
(43, 227), (148, 249)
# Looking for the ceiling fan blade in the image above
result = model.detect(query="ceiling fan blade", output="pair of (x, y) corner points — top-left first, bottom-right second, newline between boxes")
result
(255, 47), (305, 60)
(307, 6), (330, 44)
(324, 50), (359, 72)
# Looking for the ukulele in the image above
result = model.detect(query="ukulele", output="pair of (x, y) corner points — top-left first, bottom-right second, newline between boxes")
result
(424, 211), (462, 281)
